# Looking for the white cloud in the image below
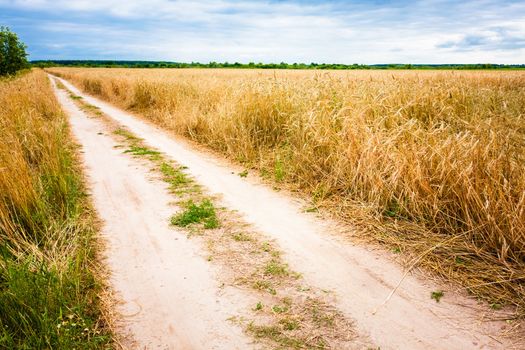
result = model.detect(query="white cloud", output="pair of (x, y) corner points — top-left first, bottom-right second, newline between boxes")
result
(1, 0), (524, 63)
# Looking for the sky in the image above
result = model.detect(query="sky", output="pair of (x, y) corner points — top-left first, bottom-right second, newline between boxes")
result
(0, 0), (524, 64)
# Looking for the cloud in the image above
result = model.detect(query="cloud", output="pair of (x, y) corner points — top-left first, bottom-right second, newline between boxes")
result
(436, 26), (525, 52)
(1, 0), (524, 63)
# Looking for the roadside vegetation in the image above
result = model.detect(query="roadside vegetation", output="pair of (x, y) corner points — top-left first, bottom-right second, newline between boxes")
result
(0, 70), (110, 348)
(48, 67), (525, 315)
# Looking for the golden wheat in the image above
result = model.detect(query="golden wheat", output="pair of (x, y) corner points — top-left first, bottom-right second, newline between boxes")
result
(0, 70), (110, 347)
(0, 70), (66, 253)
(48, 67), (525, 313)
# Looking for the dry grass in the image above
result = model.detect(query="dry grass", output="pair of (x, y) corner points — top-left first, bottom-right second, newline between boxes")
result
(0, 70), (111, 348)
(48, 67), (525, 314)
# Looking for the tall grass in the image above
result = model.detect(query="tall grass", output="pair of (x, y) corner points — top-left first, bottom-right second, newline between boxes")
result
(0, 70), (110, 348)
(49, 67), (525, 312)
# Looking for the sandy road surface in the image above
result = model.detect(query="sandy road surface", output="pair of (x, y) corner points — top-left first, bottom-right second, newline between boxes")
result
(50, 78), (255, 349)
(53, 75), (521, 349)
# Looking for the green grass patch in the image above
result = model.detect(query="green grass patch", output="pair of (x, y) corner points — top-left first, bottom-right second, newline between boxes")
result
(56, 81), (66, 90)
(124, 145), (160, 156)
(261, 242), (272, 252)
(431, 290), (444, 302)
(232, 232), (252, 242)
(265, 259), (289, 277)
(247, 323), (307, 349)
(272, 304), (289, 314)
(81, 104), (101, 113)
(113, 128), (142, 142)
(171, 199), (219, 229)
(252, 280), (277, 295)
(0, 254), (110, 349)
(304, 206), (319, 213)
(253, 302), (264, 311)
(160, 162), (190, 189)
(69, 93), (82, 100)
(274, 159), (285, 182)
(310, 304), (336, 327)
(279, 317), (300, 331)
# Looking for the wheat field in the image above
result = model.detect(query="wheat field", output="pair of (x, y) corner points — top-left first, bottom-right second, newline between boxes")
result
(0, 70), (110, 347)
(48, 67), (525, 312)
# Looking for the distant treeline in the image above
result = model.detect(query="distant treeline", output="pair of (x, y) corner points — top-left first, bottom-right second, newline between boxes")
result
(32, 60), (525, 70)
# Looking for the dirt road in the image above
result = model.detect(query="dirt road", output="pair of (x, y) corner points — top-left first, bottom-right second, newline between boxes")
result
(51, 78), (255, 349)
(52, 75), (521, 349)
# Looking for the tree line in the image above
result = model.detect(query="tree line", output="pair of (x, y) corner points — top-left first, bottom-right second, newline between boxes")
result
(32, 60), (525, 70)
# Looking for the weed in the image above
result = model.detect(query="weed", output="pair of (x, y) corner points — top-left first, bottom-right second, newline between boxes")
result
(56, 80), (66, 89)
(311, 306), (336, 327)
(232, 232), (251, 242)
(279, 317), (300, 331)
(265, 259), (289, 277)
(239, 170), (249, 178)
(274, 159), (285, 182)
(114, 128), (141, 142)
(247, 323), (306, 348)
(254, 302), (264, 311)
(304, 206), (319, 213)
(81, 104), (101, 115)
(431, 290), (444, 302)
(171, 199), (219, 229)
(312, 185), (329, 203)
(160, 162), (189, 189)
(259, 168), (270, 179)
(124, 145), (160, 157)
(272, 304), (289, 314)
(248, 324), (280, 339)
(291, 271), (302, 279)
(455, 256), (467, 265)
(490, 303), (503, 310)
(261, 242), (272, 253)
(252, 280), (277, 295)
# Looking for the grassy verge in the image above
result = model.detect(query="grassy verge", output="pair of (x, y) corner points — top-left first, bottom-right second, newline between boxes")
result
(48, 68), (525, 316)
(0, 70), (111, 348)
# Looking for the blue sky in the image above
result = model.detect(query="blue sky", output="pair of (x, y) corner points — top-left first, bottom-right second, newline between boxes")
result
(1, 0), (524, 63)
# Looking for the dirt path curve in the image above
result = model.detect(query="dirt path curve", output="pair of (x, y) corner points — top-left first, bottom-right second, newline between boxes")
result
(53, 75), (520, 350)
(50, 78), (256, 349)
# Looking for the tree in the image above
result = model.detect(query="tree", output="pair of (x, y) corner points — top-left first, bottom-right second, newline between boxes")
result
(0, 27), (28, 76)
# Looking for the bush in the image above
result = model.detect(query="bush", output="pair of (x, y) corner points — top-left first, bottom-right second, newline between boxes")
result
(0, 27), (28, 76)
